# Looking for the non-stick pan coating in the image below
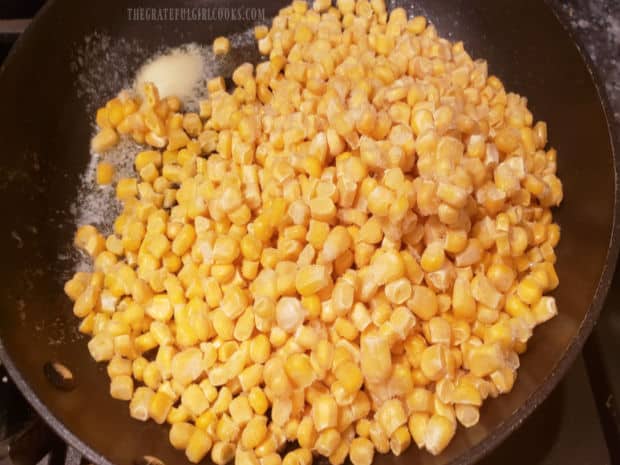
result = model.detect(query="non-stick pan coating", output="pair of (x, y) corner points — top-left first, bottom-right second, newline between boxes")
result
(0, 1), (617, 465)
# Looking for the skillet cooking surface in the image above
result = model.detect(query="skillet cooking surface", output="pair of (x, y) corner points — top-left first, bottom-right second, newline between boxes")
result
(0, 1), (617, 465)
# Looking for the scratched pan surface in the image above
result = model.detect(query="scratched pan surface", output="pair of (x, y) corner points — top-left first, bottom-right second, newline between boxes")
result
(0, 0), (617, 464)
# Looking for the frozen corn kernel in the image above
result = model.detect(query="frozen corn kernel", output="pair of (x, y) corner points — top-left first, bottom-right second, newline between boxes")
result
(424, 414), (456, 455)
(276, 297), (305, 333)
(110, 375), (134, 400)
(96, 162), (115, 185)
(532, 296), (558, 324)
(360, 332), (392, 383)
(468, 343), (505, 378)
(91, 127), (119, 152)
(349, 437), (374, 465)
(408, 286), (438, 321)
(169, 422), (194, 450)
(130, 387), (154, 421)
(312, 395), (338, 432)
(213, 36), (231, 55)
(295, 265), (330, 296)
(390, 425), (411, 456)
(149, 391), (174, 424)
(376, 399), (406, 436)
(421, 242), (445, 272)
(186, 429), (213, 463)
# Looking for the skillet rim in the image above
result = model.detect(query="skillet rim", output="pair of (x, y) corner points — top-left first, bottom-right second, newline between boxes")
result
(0, 1), (618, 464)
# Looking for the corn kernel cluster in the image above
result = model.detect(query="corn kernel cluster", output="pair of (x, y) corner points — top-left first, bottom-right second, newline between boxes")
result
(67, 0), (563, 464)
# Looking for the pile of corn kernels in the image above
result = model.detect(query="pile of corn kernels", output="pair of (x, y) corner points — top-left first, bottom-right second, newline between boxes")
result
(65, 0), (563, 464)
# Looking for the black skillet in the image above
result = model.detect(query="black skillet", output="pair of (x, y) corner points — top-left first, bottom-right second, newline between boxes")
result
(0, 1), (617, 465)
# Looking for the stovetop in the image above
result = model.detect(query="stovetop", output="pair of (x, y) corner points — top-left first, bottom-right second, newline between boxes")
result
(0, 1), (619, 465)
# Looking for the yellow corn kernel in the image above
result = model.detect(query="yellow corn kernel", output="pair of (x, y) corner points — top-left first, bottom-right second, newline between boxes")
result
(216, 413), (241, 442)
(440, 216), (465, 244)
(172, 224), (196, 256)
(408, 15), (427, 34)
(420, 343), (448, 382)
(328, 439), (348, 465)
(110, 375), (134, 400)
(116, 177), (138, 201)
(212, 236), (240, 264)
(320, 226), (352, 262)
(349, 437), (374, 465)
(452, 276), (476, 321)
(211, 264), (235, 284)
(237, 449), (261, 465)
(532, 296), (558, 324)
(517, 276), (543, 305)
(372, 250), (405, 285)
(420, 242), (446, 272)
(309, 196), (337, 222)
(64, 272), (91, 300)
(169, 422), (195, 450)
(129, 387), (155, 421)
(312, 395), (338, 432)
(248, 386), (269, 415)
(357, 217), (382, 244)
(368, 420), (390, 454)
(424, 414), (456, 455)
(331, 316), (356, 341)
(455, 404), (480, 428)
(239, 259), (258, 280)
(408, 286), (438, 321)
(254, 25), (269, 39)
(471, 275), (504, 310)
(385, 277), (413, 305)
(181, 383), (209, 416)
(306, 220), (330, 249)
(213, 36), (231, 55)
(282, 449), (312, 465)
(311, 339), (334, 376)
(468, 343), (504, 377)
(285, 353), (315, 388)
(427, 317), (451, 345)
(75, 225), (106, 258)
(247, 333), (270, 363)
(241, 415), (268, 450)
(376, 399), (407, 436)
(95, 161), (115, 185)
(390, 425), (411, 456)
(407, 411), (429, 449)
(487, 263), (516, 293)
(295, 264), (330, 296)
(195, 409), (217, 433)
(296, 416), (318, 449)
(454, 238), (483, 267)
(261, 248), (280, 270)
(107, 356), (132, 378)
(240, 234), (263, 261)
(166, 404), (189, 424)
(360, 332), (392, 383)
(207, 76), (226, 95)
(315, 429), (341, 457)
(186, 428), (213, 463)
(260, 454), (282, 465)
(333, 360), (363, 394)
(91, 127), (119, 153)
(149, 391), (174, 424)
(88, 332), (114, 361)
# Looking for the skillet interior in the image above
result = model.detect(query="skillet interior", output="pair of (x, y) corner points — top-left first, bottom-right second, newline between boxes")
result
(0, 1), (617, 465)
